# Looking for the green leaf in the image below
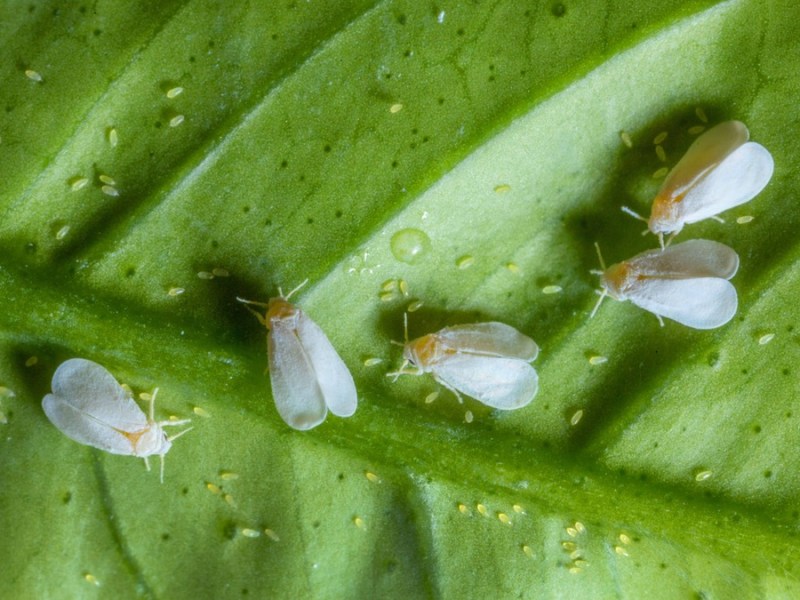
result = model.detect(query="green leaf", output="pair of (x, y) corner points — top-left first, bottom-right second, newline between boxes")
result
(2, 0), (799, 597)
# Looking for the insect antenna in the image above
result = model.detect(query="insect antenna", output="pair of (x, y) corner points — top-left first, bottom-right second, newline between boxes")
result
(621, 206), (651, 236)
(590, 289), (608, 319)
(386, 313), (414, 380)
(148, 387), (159, 421)
(589, 242), (608, 318)
(236, 297), (269, 325)
(593, 241), (607, 270)
(157, 428), (193, 483)
(621, 205), (648, 223)
(283, 278), (310, 301)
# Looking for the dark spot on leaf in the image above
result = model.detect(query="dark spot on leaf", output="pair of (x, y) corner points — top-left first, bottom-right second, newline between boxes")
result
(271, 33), (278, 40)
(410, 142), (417, 149)
(741, 368), (748, 375)
(551, 2), (566, 17)
(62, 491), (72, 504)
(438, 97), (445, 105)
(783, 368), (790, 375)
(660, 563), (668, 569)
(786, 411), (793, 419)
(391, 160), (398, 168)
(323, 144), (331, 153)
(763, 470), (772, 478)
(125, 267), (136, 278)
(208, 40), (215, 48)
(307, 217), (313, 224)
(79, 5), (86, 13)
(456, 28), (465, 36)
(335, 210), (342, 218)
(211, 240), (219, 248)
(264, 219), (272, 227)
(488, 75), (495, 82)
(93, 29), (101, 36)
(397, 14), (407, 25)
(189, 56), (196, 63)
(299, 174), (305, 182)
(404, 49), (412, 57)
(241, 590), (248, 596)
(242, 206), (250, 214)
(337, 473), (344, 481)
(385, 559), (398, 573)
(706, 352), (719, 367)
(28, 4), (35, 13)
(280, 159), (288, 169)
(155, 121), (162, 129)
(161, 533), (170, 541)
(182, 487), (189, 495)
(5, 105), (13, 113)
(543, 404), (550, 410)
(223, 521), (237, 540)
(411, 128), (418, 135)
(752, 424), (761, 434)
(384, 73), (392, 80)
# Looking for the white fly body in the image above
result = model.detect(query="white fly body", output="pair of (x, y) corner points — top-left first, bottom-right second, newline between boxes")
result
(593, 239), (739, 329)
(238, 281), (357, 431)
(390, 320), (539, 410)
(42, 358), (191, 482)
(623, 121), (774, 246)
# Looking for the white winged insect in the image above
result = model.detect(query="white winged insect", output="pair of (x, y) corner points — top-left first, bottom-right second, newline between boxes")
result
(237, 280), (357, 431)
(623, 120), (774, 247)
(42, 358), (192, 482)
(590, 239), (739, 329)
(388, 315), (539, 410)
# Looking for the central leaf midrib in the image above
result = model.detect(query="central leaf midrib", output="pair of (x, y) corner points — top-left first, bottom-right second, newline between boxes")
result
(4, 265), (797, 577)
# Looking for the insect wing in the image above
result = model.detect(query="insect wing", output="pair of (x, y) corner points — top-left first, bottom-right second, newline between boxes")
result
(268, 317), (329, 430)
(677, 141), (774, 224)
(437, 322), (538, 360)
(628, 277), (737, 329)
(295, 311), (357, 418)
(43, 359), (148, 454)
(434, 353), (538, 410)
(633, 240), (739, 280)
(658, 120), (749, 202)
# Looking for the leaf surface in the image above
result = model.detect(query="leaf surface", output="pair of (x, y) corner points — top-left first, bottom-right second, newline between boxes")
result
(2, 1), (799, 598)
